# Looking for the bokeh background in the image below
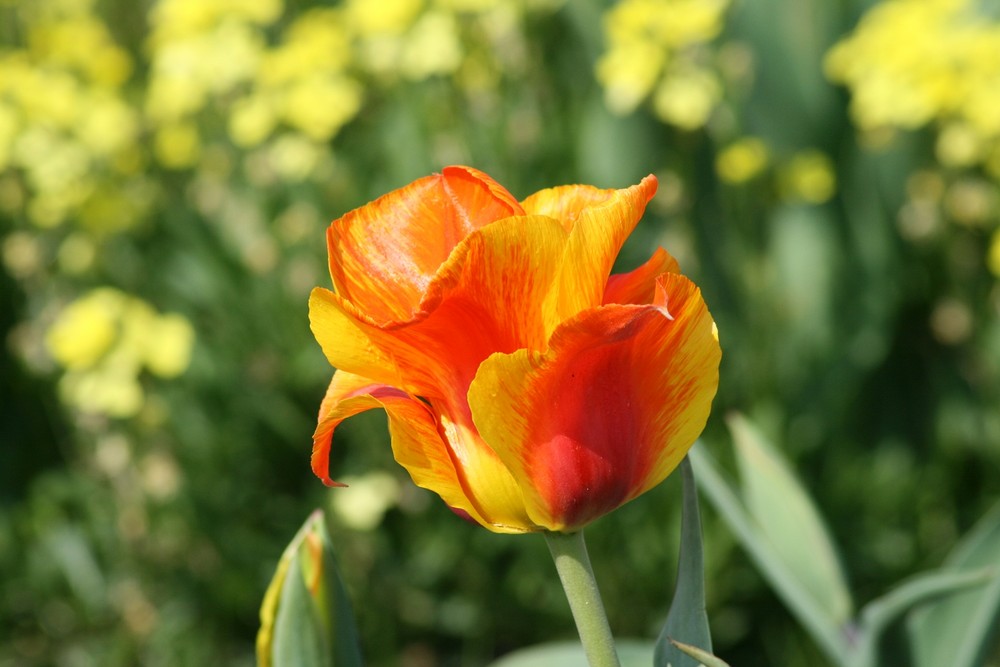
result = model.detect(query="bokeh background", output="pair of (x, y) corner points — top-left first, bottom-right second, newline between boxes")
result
(2, 0), (999, 665)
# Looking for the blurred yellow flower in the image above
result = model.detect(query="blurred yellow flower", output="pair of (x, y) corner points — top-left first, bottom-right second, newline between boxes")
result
(281, 75), (364, 141)
(46, 288), (122, 370)
(596, 39), (665, 114)
(826, 0), (1000, 178)
(716, 137), (769, 184)
(597, 0), (730, 127)
(782, 150), (836, 204)
(144, 314), (196, 378)
(652, 69), (721, 129)
(345, 0), (422, 36)
(988, 228), (1000, 278)
(228, 95), (278, 148)
(267, 133), (323, 181)
(154, 122), (202, 169)
(400, 11), (464, 79)
(330, 472), (402, 531)
(935, 122), (983, 168)
(45, 288), (196, 417)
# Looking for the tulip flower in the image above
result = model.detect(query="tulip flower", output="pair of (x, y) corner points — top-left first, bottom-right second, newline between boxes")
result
(309, 166), (721, 534)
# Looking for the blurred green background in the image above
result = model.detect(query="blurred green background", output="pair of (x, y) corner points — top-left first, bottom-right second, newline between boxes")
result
(2, 0), (999, 665)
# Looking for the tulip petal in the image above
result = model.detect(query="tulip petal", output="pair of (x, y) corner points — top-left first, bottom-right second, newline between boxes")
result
(312, 370), (538, 533)
(523, 177), (658, 332)
(309, 287), (406, 390)
(468, 271), (721, 532)
(603, 247), (680, 305)
(327, 166), (524, 323)
(312, 215), (569, 402)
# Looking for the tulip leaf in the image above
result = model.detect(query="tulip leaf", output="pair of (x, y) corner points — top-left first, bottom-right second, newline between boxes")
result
(259, 510), (364, 667)
(687, 443), (847, 664)
(272, 548), (331, 667)
(668, 639), (732, 667)
(908, 499), (1000, 667)
(728, 414), (853, 626)
(655, 457), (713, 667)
(850, 568), (993, 667)
(488, 640), (654, 667)
(314, 516), (366, 667)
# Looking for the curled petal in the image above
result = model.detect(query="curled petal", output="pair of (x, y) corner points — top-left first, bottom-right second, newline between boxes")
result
(327, 166), (524, 323)
(468, 271), (721, 532)
(603, 247), (680, 305)
(524, 176), (658, 334)
(312, 371), (538, 533)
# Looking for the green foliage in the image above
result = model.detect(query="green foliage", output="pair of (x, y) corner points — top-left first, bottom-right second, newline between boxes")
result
(259, 511), (363, 667)
(655, 458), (714, 667)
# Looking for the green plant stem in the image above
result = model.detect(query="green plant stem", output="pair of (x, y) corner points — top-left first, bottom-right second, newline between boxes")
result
(544, 530), (621, 667)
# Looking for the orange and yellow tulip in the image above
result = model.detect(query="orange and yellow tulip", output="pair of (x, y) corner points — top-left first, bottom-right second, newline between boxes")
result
(309, 166), (721, 533)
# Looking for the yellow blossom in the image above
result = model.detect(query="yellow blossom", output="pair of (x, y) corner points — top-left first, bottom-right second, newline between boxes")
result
(154, 122), (201, 169)
(228, 95), (278, 148)
(596, 39), (666, 114)
(652, 69), (721, 130)
(281, 75), (363, 142)
(400, 11), (463, 79)
(143, 314), (196, 378)
(345, 0), (423, 36)
(0, 103), (18, 171)
(45, 288), (196, 417)
(46, 288), (124, 370)
(716, 137), (769, 184)
(330, 472), (401, 531)
(988, 228), (1000, 278)
(782, 150), (837, 204)
(597, 0), (730, 126)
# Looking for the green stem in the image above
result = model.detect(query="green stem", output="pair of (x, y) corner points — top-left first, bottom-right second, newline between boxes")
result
(544, 531), (621, 667)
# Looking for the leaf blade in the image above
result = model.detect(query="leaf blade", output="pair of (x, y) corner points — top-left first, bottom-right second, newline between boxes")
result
(655, 457), (713, 667)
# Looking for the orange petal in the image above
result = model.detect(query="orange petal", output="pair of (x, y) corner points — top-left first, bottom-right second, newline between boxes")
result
(309, 287), (406, 390)
(468, 271), (721, 532)
(327, 166), (524, 323)
(603, 247), (680, 305)
(312, 215), (568, 404)
(312, 370), (538, 533)
(522, 176), (658, 334)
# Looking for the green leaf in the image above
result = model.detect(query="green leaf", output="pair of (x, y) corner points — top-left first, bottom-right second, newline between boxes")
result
(668, 639), (732, 667)
(688, 442), (847, 665)
(908, 499), (1000, 667)
(728, 413), (852, 625)
(488, 640), (654, 667)
(314, 517), (366, 667)
(258, 510), (364, 667)
(655, 457), (713, 667)
(272, 549), (331, 667)
(851, 568), (993, 667)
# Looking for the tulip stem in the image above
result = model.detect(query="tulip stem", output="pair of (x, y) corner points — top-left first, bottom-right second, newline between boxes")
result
(545, 530), (621, 667)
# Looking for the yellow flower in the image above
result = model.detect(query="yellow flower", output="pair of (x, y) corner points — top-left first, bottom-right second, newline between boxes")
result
(46, 288), (123, 370)
(596, 39), (665, 115)
(228, 95), (278, 148)
(45, 288), (196, 417)
(400, 11), (463, 79)
(716, 137), (770, 183)
(782, 150), (836, 204)
(936, 121), (986, 169)
(597, 0), (730, 126)
(143, 313), (196, 378)
(652, 69), (721, 130)
(154, 122), (201, 169)
(988, 228), (1000, 278)
(345, 0), (422, 36)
